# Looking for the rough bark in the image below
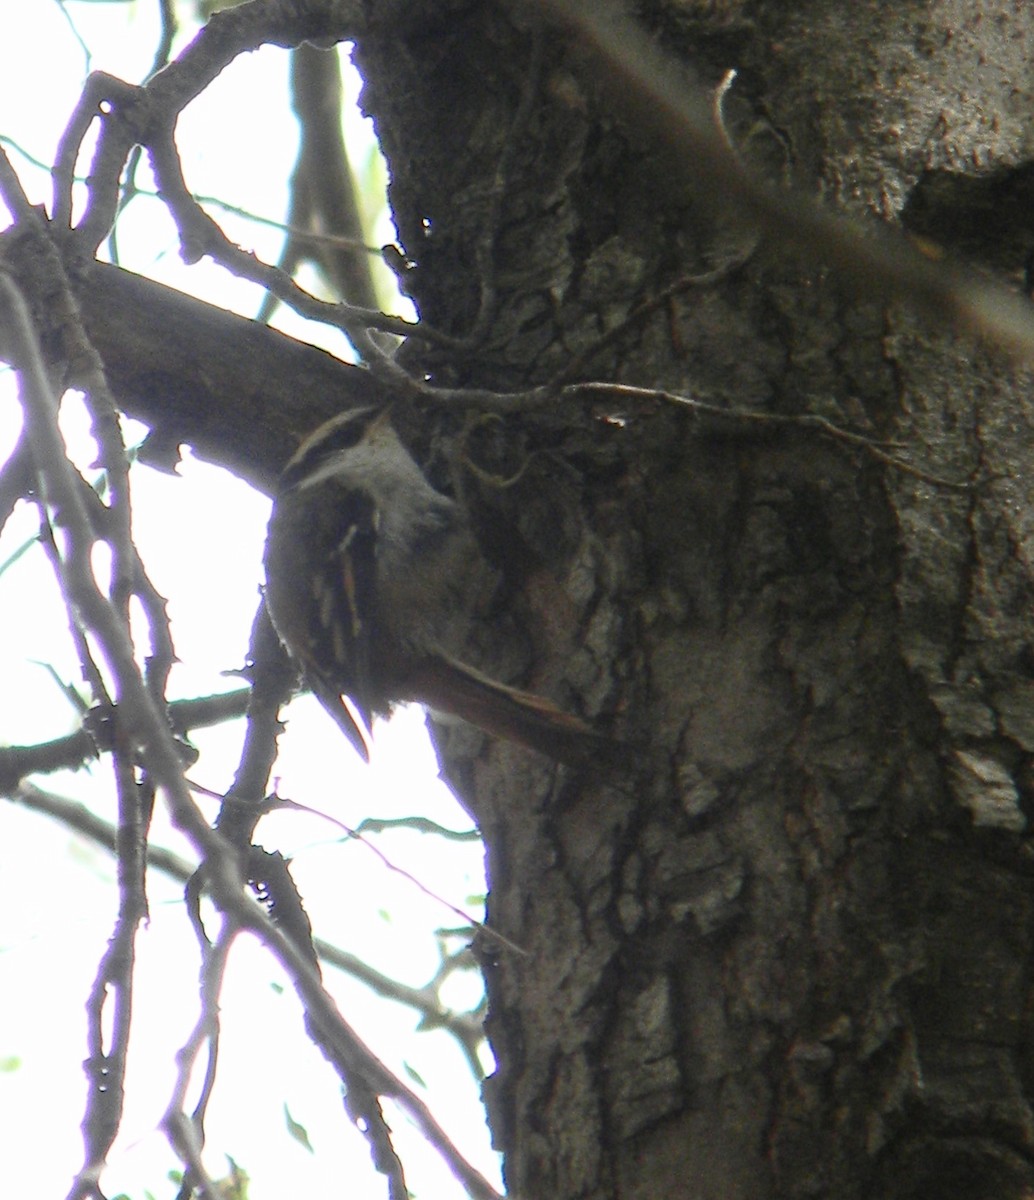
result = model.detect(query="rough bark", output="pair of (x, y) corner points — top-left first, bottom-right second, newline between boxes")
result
(347, 3), (1034, 1199)
(64, 260), (380, 493)
(5, 0), (1033, 1196)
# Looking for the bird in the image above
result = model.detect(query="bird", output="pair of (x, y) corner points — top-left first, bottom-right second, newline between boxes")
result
(262, 406), (604, 765)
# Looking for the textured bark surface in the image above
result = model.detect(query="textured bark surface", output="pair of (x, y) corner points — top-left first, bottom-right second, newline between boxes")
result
(351, 3), (1034, 1199)
(6, 0), (1032, 1196)
(0, 252), (379, 494)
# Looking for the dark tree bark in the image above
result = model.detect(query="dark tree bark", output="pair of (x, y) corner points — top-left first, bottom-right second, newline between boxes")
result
(6, 1), (1034, 1198)
(348, 4), (1034, 1199)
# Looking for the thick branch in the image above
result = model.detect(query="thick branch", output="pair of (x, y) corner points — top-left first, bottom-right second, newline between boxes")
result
(59, 256), (386, 492)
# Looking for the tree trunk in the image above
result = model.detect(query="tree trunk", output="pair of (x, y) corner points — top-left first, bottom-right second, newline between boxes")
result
(353, 3), (1034, 1198)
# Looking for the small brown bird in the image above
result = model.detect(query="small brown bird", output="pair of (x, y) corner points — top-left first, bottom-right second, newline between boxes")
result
(262, 407), (602, 764)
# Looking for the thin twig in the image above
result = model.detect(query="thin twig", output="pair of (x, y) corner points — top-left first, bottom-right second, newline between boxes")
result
(214, 600), (296, 848)
(163, 922), (237, 1200)
(570, 380), (973, 489)
(274, 793), (527, 957)
(11, 779), (488, 1064)
(0, 142), (35, 221)
(0, 688), (252, 790)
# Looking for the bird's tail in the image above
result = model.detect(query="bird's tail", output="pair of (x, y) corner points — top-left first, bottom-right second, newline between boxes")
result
(408, 653), (608, 767)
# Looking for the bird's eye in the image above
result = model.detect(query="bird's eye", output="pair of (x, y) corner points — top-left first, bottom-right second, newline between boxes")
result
(319, 410), (379, 453)
(280, 408), (380, 489)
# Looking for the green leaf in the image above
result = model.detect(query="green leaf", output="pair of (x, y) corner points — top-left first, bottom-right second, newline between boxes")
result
(403, 1061), (427, 1088)
(0, 532), (41, 579)
(283, 1103), (314, 1154)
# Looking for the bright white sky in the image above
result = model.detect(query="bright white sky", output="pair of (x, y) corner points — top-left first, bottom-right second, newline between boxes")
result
(0, 5), (496, 1198)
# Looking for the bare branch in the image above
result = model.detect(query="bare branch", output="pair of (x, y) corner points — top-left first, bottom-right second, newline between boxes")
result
(0, 141), (35, 221)
(0, 688), (251, 791)
(279, 43), (380, 314)
(214, 602), (296, 848)
(571, 380), (973, 489)
(161, 922), (238, 1200)
(11, 779), (488, 1063)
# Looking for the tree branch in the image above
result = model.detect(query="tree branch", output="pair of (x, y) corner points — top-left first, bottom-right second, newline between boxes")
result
(0, 688), (252, 792)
